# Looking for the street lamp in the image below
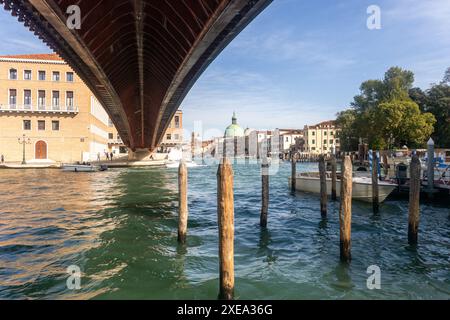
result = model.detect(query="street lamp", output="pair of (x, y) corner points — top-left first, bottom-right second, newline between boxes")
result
(18, 134), (31, 165)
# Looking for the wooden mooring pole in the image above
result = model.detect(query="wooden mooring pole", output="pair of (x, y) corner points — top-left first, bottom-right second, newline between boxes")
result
(261, 159), (269, 228)
(178, 161), (188, 244)
(319, 155), (327, 218)
(339, 156), (353, 262)
(372, 151), (379, 213)
(426, 138), (435, 197)
(217, 158), (234, 300)
(408, 155), (421, 245)
(331, 155), (337, 201)
(382, 153), (389, 178)
(291, 155), (296, 192)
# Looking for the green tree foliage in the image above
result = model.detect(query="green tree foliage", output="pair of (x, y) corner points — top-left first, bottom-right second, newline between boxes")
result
(410, 69), (450, 147)
(335, 109), (359, 151)
(337, 67), (436, 150)
(371, 100), (435, 149)
(443, 67), (450, 84)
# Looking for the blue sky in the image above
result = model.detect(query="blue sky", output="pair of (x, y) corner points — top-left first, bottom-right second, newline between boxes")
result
(1, 0), (449, 136)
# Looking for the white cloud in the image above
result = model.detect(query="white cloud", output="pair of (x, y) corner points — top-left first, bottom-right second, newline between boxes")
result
(385, 0), (450, 39)
(229, 28), (356, 69)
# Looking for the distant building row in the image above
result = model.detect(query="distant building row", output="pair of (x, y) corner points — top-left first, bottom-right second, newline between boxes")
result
(222, 113), (341, 156)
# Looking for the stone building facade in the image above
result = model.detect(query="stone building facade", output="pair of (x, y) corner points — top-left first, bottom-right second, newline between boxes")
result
(303, 120), (341, 154)
(0, 54), (185, 164)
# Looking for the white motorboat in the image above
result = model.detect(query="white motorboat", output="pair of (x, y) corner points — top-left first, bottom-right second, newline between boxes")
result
(290, 172), (397, 203)
(165, 161), (205, 169)
(61, 164), (96, 172)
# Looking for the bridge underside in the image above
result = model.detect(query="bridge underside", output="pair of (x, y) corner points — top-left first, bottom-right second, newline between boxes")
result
(2, 0), (271, 150)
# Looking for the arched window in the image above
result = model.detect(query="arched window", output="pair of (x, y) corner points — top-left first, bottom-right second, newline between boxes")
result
(9, 68), (17, 80)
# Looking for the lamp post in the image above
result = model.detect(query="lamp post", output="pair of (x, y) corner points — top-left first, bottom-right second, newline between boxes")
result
(18, 134), (31, 165)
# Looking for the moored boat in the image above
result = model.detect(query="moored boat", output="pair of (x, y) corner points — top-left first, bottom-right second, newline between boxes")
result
(165, 161), (205, 169)
(290, 172), (397, 203)
(61, 164), (96, 172)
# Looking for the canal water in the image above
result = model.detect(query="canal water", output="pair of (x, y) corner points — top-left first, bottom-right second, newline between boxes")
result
(0, 162), (449, 300)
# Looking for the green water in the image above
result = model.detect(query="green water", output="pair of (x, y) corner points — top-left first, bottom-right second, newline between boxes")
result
(0, 162), (449, 299)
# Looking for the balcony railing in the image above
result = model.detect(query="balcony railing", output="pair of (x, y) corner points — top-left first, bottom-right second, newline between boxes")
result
(0, 104), (79, 113)
(108, 138), (123, 145)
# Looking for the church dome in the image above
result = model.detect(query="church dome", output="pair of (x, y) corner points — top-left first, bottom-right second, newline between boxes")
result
(224, 112), (244, 138)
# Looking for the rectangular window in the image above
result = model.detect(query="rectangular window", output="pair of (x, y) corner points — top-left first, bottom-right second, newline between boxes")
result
(38, 120), (45, 131)
(324, 131), (327, 136)
(52, 71), (60, 81)
(330, 131), (334, 136)
(330, 140), (334, 145)
(166, 134), (172, 140)
(312, 131), (316, 136)
(108, 133), (114, 139)
(312, 139), (315, 145)
(23, 120), (31, 130)
(174, 134), (179, 140)
(9, 89), (17, 108)
(336, 139), (340, 144)
(38, 90), (46, 110)
(9, 68), (17, 80)
(24, 90), (32, 109)
(324, 140), (327, 145)
(174, 116), (180, 128)
(66, 91), (74, 110)
(52, 121), (60, 131)
(66, 72), (74, 82)
(38, 71), (46, 81)
(52, 91), (60, 110)
(24, 70), (32, 80)
(117, 135), (121, 142)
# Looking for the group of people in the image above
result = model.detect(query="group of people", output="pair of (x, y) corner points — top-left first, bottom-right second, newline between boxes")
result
(97, 151), (115, 162)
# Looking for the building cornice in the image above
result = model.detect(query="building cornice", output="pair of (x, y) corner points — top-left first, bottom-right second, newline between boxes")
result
(0, 57), (67, 65)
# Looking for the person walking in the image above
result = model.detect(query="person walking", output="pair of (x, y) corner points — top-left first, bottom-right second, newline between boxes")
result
(105, 152), (110, 161)
(97, 152), (101, 162)
(110, 152), (114, 162)
(1, 154), (4, 164)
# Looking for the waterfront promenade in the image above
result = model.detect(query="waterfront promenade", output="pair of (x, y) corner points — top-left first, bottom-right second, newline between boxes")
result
(0, 159), (166, 169)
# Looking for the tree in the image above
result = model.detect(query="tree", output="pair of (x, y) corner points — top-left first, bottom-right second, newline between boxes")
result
(351, 79), (384, 112)
(443, 67), (450, 84)
(410, 68), (450, 148)
(409, 87), (428, 112)
(338, 66), (436, 150)
(371, 100), (435, 149)
(336, 109), (359, 151)
(383, 67), (414, 100)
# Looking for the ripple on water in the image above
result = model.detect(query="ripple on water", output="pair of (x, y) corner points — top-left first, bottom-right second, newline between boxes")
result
(0, 164), (449, 299)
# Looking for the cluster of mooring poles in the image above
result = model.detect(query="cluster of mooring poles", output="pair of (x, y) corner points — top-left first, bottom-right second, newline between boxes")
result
(175, 144), (427, 299)
(315, 155), (353, 262)
(291, 151), (425, 261)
